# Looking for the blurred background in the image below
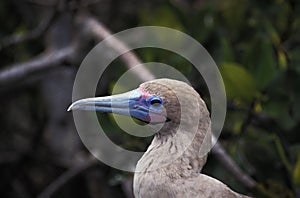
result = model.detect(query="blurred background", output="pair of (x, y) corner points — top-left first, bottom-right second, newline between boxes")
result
(0, 0), (299, 197)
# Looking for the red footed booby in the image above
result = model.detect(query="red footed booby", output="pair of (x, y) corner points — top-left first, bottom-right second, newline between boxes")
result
(68, 79), (250, 198)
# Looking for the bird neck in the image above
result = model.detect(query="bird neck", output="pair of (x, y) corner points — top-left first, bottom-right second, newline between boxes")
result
(135, 120), (211, 178)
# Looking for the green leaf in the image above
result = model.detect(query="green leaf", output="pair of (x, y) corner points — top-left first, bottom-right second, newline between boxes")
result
(242, 36), (278, 89)
(219, 63), (257, 101)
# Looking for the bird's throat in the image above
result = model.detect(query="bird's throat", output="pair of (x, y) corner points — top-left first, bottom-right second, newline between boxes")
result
(135, 126), (209, 178)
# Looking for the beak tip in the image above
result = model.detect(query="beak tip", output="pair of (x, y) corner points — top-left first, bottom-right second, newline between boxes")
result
(67, 103), (75, 111)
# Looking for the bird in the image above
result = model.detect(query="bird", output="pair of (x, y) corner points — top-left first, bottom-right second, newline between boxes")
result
(68, 78), (250, 198)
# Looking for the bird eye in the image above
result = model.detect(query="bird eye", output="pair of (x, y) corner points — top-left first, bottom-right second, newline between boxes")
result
(149, 97), (162, 107)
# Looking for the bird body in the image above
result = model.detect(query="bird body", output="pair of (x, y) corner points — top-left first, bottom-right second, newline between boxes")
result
(69, 78), (250, 198)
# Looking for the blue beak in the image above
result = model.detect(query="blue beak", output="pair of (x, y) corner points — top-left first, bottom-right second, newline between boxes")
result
(68, 89), (167, 123)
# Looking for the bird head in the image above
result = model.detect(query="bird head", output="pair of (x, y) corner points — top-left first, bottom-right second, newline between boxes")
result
(68, 79), (207, 130)
(68, 79), (177, 124)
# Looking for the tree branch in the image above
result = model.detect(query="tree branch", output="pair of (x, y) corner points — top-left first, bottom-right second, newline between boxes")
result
(0, 45), (76, 87)
(212, 141), (257, 189)
(76, 14), (155, 82)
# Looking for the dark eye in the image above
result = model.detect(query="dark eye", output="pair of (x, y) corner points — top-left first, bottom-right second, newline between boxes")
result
(149, 97), (162, 106)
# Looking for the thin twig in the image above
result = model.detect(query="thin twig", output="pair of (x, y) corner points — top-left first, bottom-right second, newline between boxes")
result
(76, 14), (155, 82)
(37, 157), (98, 198)
(0, 45), (75, 86)
(212, 142), (257, 189)
(0, 11), (56, 51)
